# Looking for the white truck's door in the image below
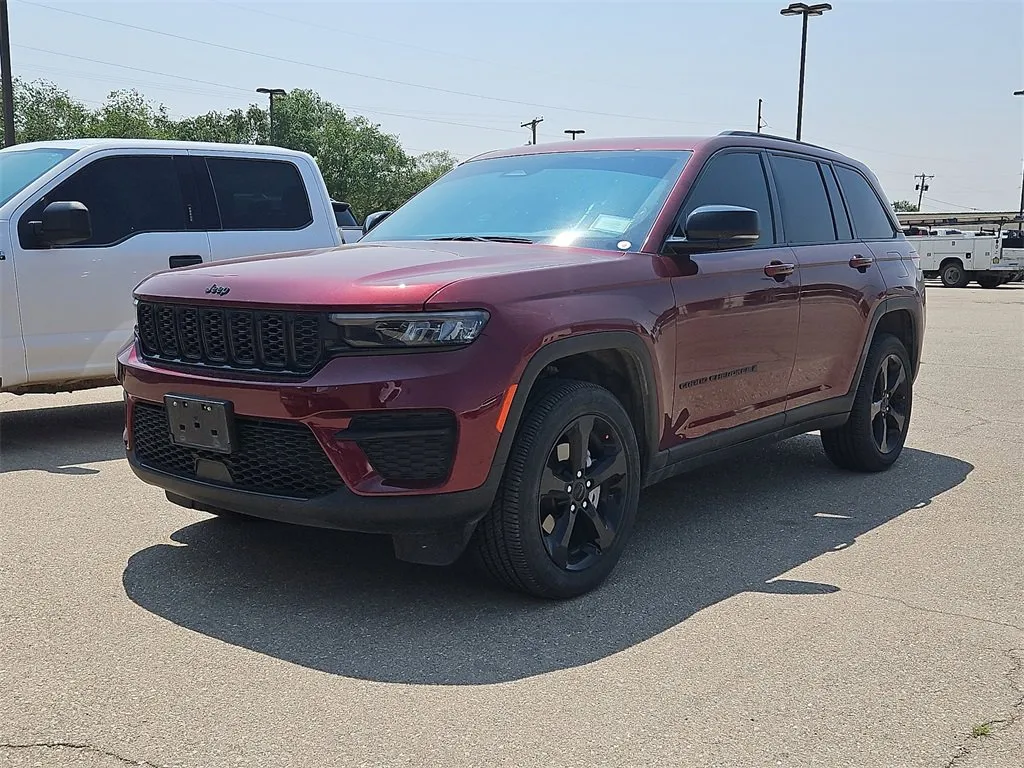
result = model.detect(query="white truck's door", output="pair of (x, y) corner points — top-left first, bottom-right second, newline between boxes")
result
(191, 149), (340, 261)
(9, 150), (212, 386)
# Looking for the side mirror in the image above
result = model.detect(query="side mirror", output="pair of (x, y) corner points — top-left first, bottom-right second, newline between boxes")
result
(363, 210), (392, 235)
(663, 205), (760, 255)
(32, 201), (92, 246)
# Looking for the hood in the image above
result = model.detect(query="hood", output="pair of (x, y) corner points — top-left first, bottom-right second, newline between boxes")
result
(134, 241), (624, 310)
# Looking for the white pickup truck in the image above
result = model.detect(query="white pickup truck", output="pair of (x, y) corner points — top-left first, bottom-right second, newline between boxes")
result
(0, 138), (363, 395)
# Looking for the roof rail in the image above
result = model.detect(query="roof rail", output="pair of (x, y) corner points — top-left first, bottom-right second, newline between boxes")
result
(717, 130), (831, 152)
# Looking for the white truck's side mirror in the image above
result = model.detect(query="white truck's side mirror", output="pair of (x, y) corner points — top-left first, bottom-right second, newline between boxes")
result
(31, 201), (92, 247)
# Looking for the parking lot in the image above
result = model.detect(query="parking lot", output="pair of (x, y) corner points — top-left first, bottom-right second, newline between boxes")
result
(1, 285), (1021, 768)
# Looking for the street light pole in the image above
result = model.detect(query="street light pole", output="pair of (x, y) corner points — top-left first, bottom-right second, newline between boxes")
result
(1015, 90), (1024, 230)
(256, 87), (286, 144)
(564, 129), (585, 141)
(780, 3), (832, 141)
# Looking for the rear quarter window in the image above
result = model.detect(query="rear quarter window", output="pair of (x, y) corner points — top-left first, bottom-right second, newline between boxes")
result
(205, 157), (312, 231)
(835, 166), (897, 240)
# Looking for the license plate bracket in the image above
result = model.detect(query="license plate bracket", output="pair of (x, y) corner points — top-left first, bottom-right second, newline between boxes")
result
(164, 394), (235, 454)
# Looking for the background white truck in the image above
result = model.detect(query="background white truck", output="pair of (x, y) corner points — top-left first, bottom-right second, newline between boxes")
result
(904, 228), (1024, 288)
(0, 138), (361, 395)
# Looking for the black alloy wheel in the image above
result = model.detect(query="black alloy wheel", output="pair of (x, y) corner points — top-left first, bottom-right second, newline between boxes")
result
(537, 414), (628, 572)
(870, 353), (910, 455)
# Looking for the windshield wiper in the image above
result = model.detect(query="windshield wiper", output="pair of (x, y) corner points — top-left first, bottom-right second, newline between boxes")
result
(430, 235), (534, 244)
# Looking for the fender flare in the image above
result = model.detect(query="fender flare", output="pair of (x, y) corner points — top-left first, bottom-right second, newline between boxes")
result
(486, 331), (662, 485)
(848, 296), (923, 399)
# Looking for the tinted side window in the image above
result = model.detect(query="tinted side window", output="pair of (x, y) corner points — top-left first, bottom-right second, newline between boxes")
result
(333, 204), (358, 227)
(822, 164), (853, 240)
(205, 158), (312, 231)
(21, 155), (185, 248)
(835, 166), (897, 240)
(770, 154), (837, 244)
(678, 151), (775, 245)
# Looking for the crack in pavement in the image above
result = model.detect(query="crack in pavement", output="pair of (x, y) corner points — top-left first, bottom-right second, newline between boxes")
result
(845, 590), (1024, 633)
(0, 741), (168, 767)
(945, 648), (1024, 768)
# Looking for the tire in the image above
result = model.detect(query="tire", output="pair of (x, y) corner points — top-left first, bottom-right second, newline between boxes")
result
(470, 379), (641, 599)
(940, 261), (970, 288)
(821, 333), (913, 473)
(976, 275), (1002, 289)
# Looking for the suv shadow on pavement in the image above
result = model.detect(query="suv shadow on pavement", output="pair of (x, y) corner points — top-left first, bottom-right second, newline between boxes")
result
(122, 435), (972, 685)
(0, 400), (125, 474)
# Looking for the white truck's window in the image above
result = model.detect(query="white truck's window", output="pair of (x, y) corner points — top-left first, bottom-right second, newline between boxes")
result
(20, 155), (186, 248)
(205, 157), (312, 231)
(0, 147), (77, 206)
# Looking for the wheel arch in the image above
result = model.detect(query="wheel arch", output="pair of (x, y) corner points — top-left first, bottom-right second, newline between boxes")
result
(849, 298), (922, 400)
(492, 332), (661, 483)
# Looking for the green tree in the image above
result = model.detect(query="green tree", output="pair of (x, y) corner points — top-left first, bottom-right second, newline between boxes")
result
(399, 150), (458, 202)
(87, 88), (175, 139)
(269, 89), (416, 215)
(170, 105), (267, 145)
(892, 200), (919, 212)
(3, 78), (91, 142)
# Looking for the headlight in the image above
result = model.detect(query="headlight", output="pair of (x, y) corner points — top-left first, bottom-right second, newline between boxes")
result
(327, 310), (489, 349)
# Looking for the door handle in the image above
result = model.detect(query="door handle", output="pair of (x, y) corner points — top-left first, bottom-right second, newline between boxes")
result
(849, 254), (874, 272)
(169, 254), (203, 269)
(764, 261), (795, 281)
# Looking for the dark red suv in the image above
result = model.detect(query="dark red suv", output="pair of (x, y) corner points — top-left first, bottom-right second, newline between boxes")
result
(119, 131), (925, 599)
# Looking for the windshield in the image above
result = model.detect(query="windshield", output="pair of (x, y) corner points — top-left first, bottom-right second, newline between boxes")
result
(0, 147), (77, 207)
(362, 149), (692, 252)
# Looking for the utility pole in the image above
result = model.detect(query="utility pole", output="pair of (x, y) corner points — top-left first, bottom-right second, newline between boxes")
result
(914, 173), (934, 211)
(1015, 90), (1024, 230)
(564, 129), (585, 141)
(256, 87), (286, 144)
(756, 98), (766, 133)
(521, 116), (543, 145)
(780, 3), (832, 141)
(0, 0), (15, 147)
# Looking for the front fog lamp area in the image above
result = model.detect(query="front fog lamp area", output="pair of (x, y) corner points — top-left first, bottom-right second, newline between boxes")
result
(327, 311), (489, 349)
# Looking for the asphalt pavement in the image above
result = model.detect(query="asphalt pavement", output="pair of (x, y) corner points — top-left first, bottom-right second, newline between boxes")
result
(1, 284), (1021, 767)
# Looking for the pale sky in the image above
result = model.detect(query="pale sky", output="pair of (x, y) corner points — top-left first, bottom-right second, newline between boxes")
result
(8, 0), (1024, 212)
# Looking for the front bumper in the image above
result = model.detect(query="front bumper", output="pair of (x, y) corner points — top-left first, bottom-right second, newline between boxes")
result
(119, 339), (516, 541)
(128, 459), (493, 535)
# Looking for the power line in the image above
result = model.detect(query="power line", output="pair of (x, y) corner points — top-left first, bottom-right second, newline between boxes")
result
(216, 0), (603, 91)
(18, 0), (731, 129)
(15, 44), (251, 95)
(13, 0), (1017, 192)
(16, 44), (555, 122)
(922, 196), (979, 211)
(11, 46), (563, 139)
